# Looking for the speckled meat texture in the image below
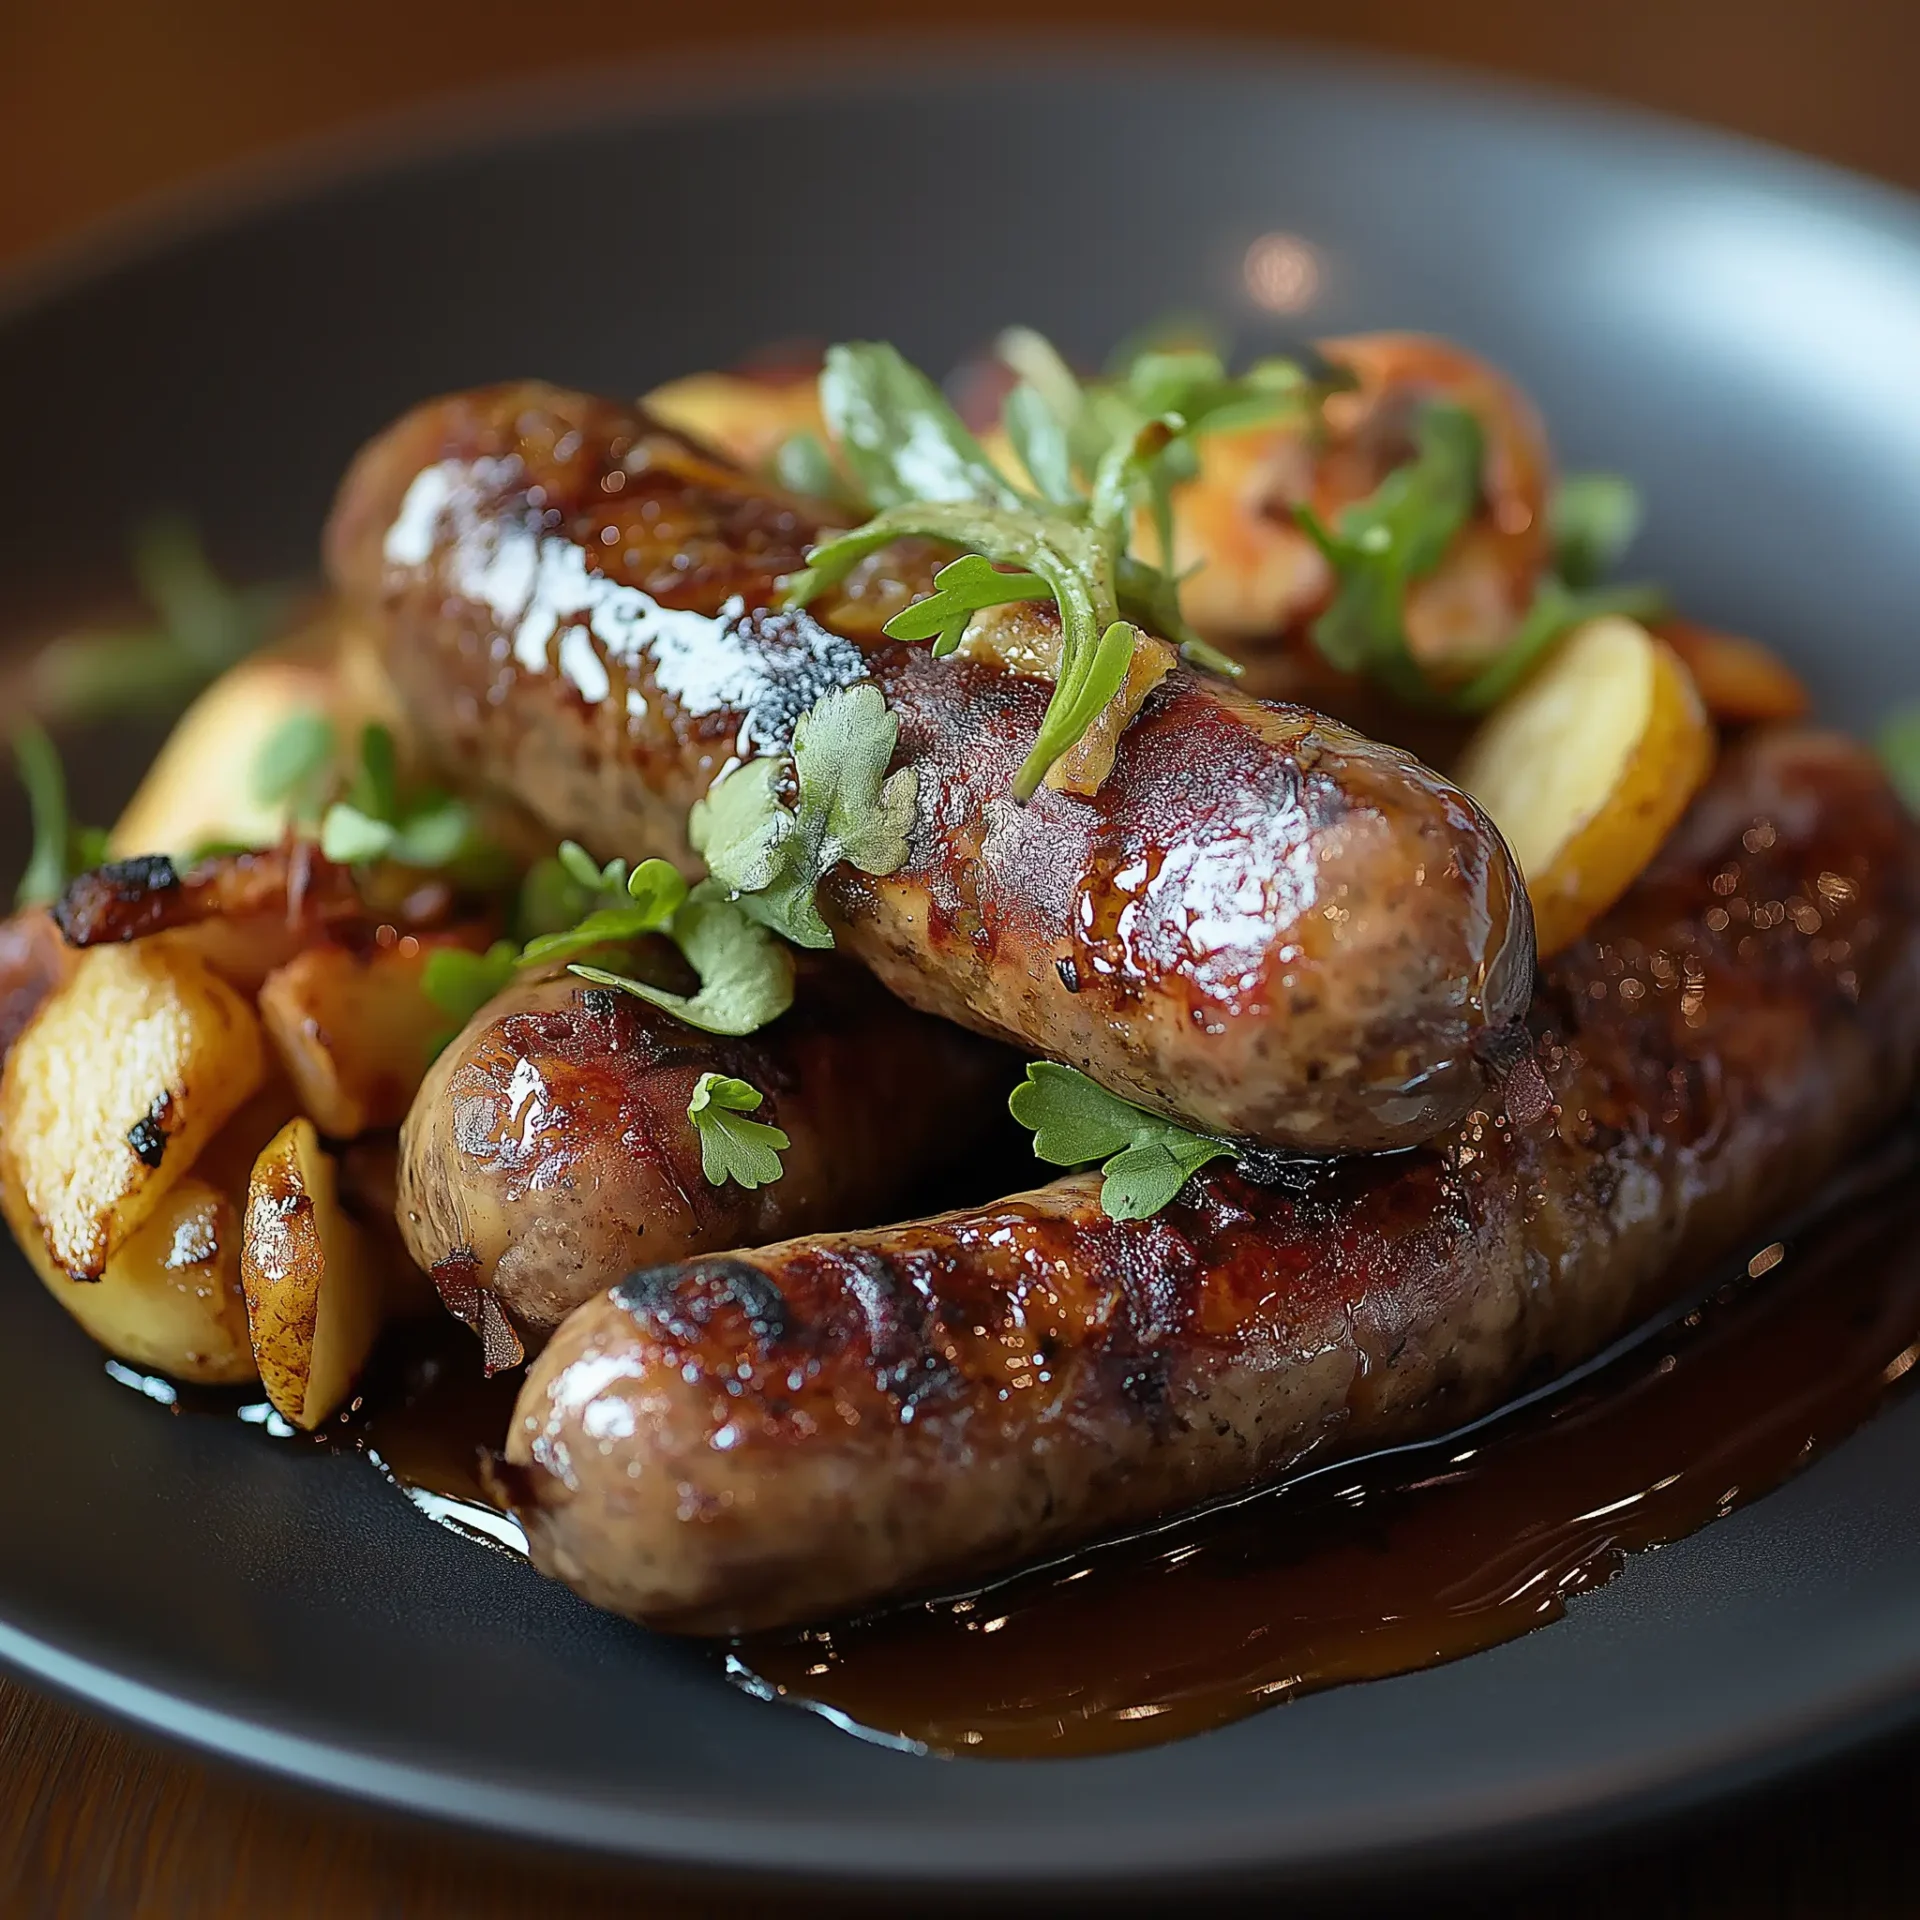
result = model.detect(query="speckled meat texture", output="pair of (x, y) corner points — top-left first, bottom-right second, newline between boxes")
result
(399, 953), (1013, 1351)
(498, 730), (1920, 1634)
(326, 382), (1533, 1154)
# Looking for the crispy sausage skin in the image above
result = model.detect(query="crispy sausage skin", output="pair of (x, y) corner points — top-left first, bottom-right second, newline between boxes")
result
(327, 383), (1533, 1154)
(497, 730), (1920, 1634)
(399, 952), (1012, 1352)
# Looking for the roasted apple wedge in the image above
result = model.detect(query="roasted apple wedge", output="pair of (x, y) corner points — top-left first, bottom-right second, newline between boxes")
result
(1456, 615), (1715, 956)
(240, 1117), (386, 1429)
(0, 941), (266, 1279)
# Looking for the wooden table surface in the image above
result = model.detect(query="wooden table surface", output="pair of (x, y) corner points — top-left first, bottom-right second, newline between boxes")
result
(10, 2), (1920, 1913)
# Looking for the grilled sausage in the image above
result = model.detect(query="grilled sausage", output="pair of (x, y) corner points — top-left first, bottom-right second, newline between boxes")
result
(495, 729), (1920, 1633)
(399, 950), (1012, 1355)
(326, 382), (1533, 1154)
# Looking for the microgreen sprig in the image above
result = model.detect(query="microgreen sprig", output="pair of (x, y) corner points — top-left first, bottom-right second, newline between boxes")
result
(1009, 1060), (1236, 1221)
(250, 710), (337, 821)
(785, 337), (1314, 800)
(1295, 400), (1486, 705)
(685, 1071), (789, 1189)
(248, 713), (488, 870)
(419, 840), (794, 1041)
(11, 724), (109, 909)
(29, 518), (296, 723)
(570, 882), (794, 1037)
(1551, 471), (1644, 591)
(1299, 410), (1668, 712)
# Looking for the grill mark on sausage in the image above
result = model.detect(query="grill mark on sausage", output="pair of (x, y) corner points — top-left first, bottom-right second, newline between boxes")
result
(504, 730), (1920, 1633)
(331, 381), (1534, 1153)
(614, 1257), (795, 1351)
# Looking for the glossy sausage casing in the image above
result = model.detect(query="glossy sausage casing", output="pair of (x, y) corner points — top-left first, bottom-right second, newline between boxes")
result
(399, 952), (1011, 1352)
(327, 382), (1533, 1153)
(498, 731), (1920, 1633)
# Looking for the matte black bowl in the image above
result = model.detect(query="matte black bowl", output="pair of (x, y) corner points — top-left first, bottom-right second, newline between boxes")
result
(5, 38), (1920, 1897)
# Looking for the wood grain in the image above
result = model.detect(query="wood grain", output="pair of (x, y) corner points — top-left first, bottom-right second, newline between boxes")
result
(7, 2), (1920, 1914)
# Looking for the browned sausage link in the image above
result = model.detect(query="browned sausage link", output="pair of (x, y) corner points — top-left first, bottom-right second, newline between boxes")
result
(399, 950), (1014, 1350)
(497, 730), (1920, 1634)
(327, 382), (1533, 1154)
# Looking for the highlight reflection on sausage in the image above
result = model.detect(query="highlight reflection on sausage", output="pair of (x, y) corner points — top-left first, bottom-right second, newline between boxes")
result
(496, 731), (1920, 1634)
(399, 950), (1012, 1356)
(328, 382), (1533, 1154)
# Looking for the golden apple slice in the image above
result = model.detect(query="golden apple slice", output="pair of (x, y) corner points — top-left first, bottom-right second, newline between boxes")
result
(1456, 616), (1715, 957)
(240, 1118), (385, 1428)
(0, 942), (265, 1279)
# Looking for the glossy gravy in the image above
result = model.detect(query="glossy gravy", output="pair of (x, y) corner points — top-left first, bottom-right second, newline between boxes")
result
(160, 1128), (1920, 1761)
(724, 1130), (1920, 1757)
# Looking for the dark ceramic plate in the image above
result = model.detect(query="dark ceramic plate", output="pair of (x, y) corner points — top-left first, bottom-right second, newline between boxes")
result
(5, 39), (1920, 1897)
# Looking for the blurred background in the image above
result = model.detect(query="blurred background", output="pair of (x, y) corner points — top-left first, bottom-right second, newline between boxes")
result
(6, 0), (1920, 276)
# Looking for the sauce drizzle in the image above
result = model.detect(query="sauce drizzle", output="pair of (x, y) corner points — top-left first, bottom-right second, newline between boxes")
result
(721, 1129), (1920, 1757)
(117, 1129), (1920, 1762)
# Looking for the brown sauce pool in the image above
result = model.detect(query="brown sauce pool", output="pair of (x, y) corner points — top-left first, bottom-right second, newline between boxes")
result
(728, 1129), (1920, 1757)
(129, 1127), (1920, 1761)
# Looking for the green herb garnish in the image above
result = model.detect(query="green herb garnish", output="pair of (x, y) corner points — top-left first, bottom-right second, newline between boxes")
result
(421, 940), (520, 1033)
(1447, 578), (1670, 715)
(785, 337), (1313, 799)
(1008, 1061), (1235, 1221)
(516, 854), (688, 968)
(29, 517), (296, 723)
(315, 723), (486, 871)
(768, 429), (863, 513)
(1301, 409), (1667, 711)
(1880, 707), (1920, 816)
(1295, 400), (1486, 706)
(251, 711), (338, 819)
(1552, 472), (1643, 591)
(12, 723), (109, 908)
(248, 714), (492, 872)
(421, 836), (795, 1043)
(570, 881), (794, 1037)
(685, 1071), (790, 1189)
(691, 683), (916, 949)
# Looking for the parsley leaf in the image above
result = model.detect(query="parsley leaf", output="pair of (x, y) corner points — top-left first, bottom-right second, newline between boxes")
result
(685, 1071), (790, 1189)
(690, 684), (917, 949)
(516, 840), (631, 940)
(571, 881), (795, 1036)
(1552, 472), (1643, 591)
(319, 804), (397, 864)
(29, 517), (297, 723)
(1008, 1060), (1234, 1221)
(883, 554), (1051, 657)
(423, 827), (794, 1045)
(12, 723), (109, 909)
(422, 940), (519, 1032)
(787, 334), (1311, 799)
(516, 857), (688, 967)
(769, 429), (861, 511)
(1880, 706), (1920, 816)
